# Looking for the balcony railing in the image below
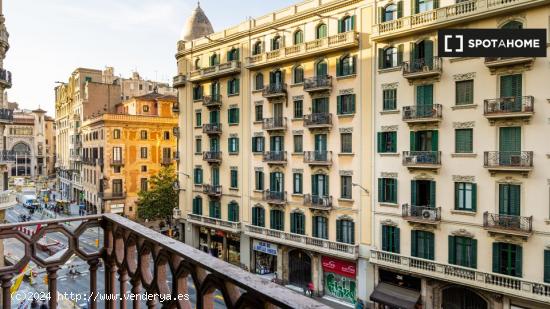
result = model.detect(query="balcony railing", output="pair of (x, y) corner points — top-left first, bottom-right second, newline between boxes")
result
(202, 123), (222, 135)
(0, 108), (13, 122)
(245, 225), (359, 260)
(304, 113), (332, 129)
(263, 151), (287, 164)
(202, 151), (222, 164)
(161, 157), (173, 165)
(262, 117), (287, 131)
(304, 151), (333, 165)
(0, 190), (17, 211)
(484, 96), (534, 119)
(303, 75), (332, 92)
(370, 248), (550, 303)
(202, 95), (222, 109)
(188, 60), (241, 82)
(402, 57), (442, 79)
(304, 194), (333, 209)
(187, 214), (241, 233)
(484, 212), (533, 236)
(110, 158), (124, 166)
(483, 151), (533, 171)
(0, 68), (12, 88)
(402, 151), (441, 168)
(172, 74), (187, 88)
(0, 215), (324, 309)
(202, 184), (222, 198)
(99, 191), (126, 200)
(402, 204), (441, 224)
(262, 83), (287, 99)
(263, 190), (287, 205)
(402, 104), (443, 122)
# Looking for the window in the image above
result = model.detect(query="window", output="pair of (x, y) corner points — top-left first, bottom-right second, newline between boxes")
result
(252, 41), (263, 55)
(255, 171), (264, 191)
(230, 170), (238, 188)
(271, 36), (281, 51)
(336, 219), (355, 244)
(415, 0), (436, 14)
(113, 129), (121, 139)
(255, 105), (263, 121)
(113, 166), (121, 173)
(499, 184), (521, 216)
(293, 173), (303, 194)
(377, 132), (397, 153)
(341, 176), (352, 199)
(382, 225), (400, 253)
(195, 138), (202, 154)
(192, 196), (203, 215)
(140, 147), (148, 159)
(140, 130), (148, 140)
(194, 168), (203, 185)
(293, 30), (304, 45)
(337, 94), (356, 115)
(293, 66), (304, 84)
(449, 236), (477, 268)
(252, 207), (265, 227)
(290, 212), (305, 235)
(141, 165), (147, 172)
(316, 24), (327, 39)
(228, 202), (239, 222)
(194, 58), (201, 70)
(293, 135), (303, 153)
(112, 179), (123, 194)
(501, 20), (523, 29)
(545, 250), (550, 283)
(227, 78), (240, 95)
(209, 53), (219, 66)
(341, 133), (352, 153)
(293, 100), (303, 118)
(228, 137), (239, 153)
(193, 85), (203, 100)
(270, 209), (284, 231)
(411, 230), (434, 260)
(255, 73), (264, 90)
(312, 216), (328, 239)
(209, 201), (221, 219)
(455, 80), (474, 105)
(455, 182), (476, 211)
(163, 131), (170, 140)
(383, 89), (397, 110)
(378, 178), (397, 204)
(227, 48), (239, 61)
(379, 46), (403, 69)
(339, 15), (355, 33)
(493, 243), (522, 277)
(382, 3), (401, 22)
(252, 137), (265, 152)
(140, 178), (148, 192)
(228, 108), (239, 124)
(337, 55), (357, 77)
(143, 105), (149, 112)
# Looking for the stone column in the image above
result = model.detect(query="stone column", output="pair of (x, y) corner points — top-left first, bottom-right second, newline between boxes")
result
(311, 253), (319, 296)
(222, 235), (228, 261)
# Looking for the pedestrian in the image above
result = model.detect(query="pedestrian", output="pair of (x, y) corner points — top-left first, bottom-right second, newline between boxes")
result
(355, 298), (364, 309)
(30, 298), (38, 309)
(39, 300), (48, 309)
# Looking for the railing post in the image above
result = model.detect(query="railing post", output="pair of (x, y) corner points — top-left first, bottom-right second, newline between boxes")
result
(118, 268), (129, 309)
(46, 266), (60, 309)
(131, 277), (142, 309)
(88, 259), (100, 309)
(1, 274), (13, 309)
(105, 258), (117, 309)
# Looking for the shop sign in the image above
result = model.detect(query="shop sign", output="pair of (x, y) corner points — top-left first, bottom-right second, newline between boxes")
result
(321, 256), (356, 278)
(110, 204), (124, 214)
(253, 240), (277, 256)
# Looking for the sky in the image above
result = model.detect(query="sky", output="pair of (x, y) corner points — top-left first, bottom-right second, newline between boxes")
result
(3, 0), (297, 116)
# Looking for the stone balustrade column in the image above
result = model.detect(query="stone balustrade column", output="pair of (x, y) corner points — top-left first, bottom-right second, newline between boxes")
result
(88, 258), (100, 309)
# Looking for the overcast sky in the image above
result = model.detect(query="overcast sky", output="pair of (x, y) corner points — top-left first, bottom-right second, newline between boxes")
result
(3, 0), (297, 116)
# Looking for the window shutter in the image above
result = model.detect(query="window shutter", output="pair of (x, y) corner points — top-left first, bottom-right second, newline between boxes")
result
(337, 96), (342, 115)
(382, 225), (388, 251)
(411, 180), (418, 206)
(270, 210), (274, 229)
(351, 94), (356, 113)
(378, 7), (384, 23)
(454, 182), (459, 210)
(252, 137), (257, 152)
(235, 108), (240, 124)
(377, 132), (382, 153)
(515, 245), (522, 277)
(410, 42), (416, 62)
(338, 19), (343, 33)
(351, 15), (356, 30)
(448, 236), (456, 264)
(270, 38), (274, 51)
(428, 233), (435, 260)
(336, 59), (342, 77)
(391, 132), (397, 153)
(411, 230), (417, 257)
(425, 40), (434, 64)
(492, 243), (500, 273)
(378, 178), (384, 203)
(397, 44), (404, 65)
(236, 79), (240, 94)
(397, 1), (403, 18)
(471, 239), (477, 269)
(429, 181), (436, 208)
(226, 51), (231, 61)
(395, 228), (400, 253)
(434, 0), (440, 9)
(431, 130), (439, 151)
(378, 48), (384, 69)
(544, 250), (550, 283)
(336, 220), (342, 242)
(410, 131), (416, 151)
(471, 183), (477, 211)
(352, 55), (357, 75)
(227, 80), (231, 95)
(235, 48), (240, 60)
(350, 222), (355, 244)
(391, 179), (397, 204)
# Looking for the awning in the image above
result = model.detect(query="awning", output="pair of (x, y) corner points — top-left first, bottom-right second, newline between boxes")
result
(370, 282), (420, 309)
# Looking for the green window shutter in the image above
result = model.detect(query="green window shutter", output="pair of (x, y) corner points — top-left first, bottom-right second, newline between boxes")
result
(338, 19), (343, 33)
(428, 233), (435, 260)
(337, 96), (342, 114)
(235, 108), (240, 124)
(252, 137), (257, 152)
(351, 94), (356, 113)
(515, 245), (522, 277)
(411, 230), (417, 257)
(390, 179), (397, 203)
(492, 243), (500, 273)
(235, 79), (240, 94)
(454, 182), (459, 210)
(336, 220), (342, 242)
(382, 225), (388, 251)
(471, 183), (477, 211)
(312, 175), (318, 196)
(336, 58), (342, 77)
(397, 1), (403, 18)
(351, 15), (356, 30)
(227, 51), (231, 61)
(429, 181), (436, 208)
(544, 250), (550, 283)
(410, 42), (416, 62)
(411, 180), (418, 206)
(510, 185), (520, 216)
(471, 239), (477, 269)
(395, 227), (400, 253)
(424, 40), (434, 63)
(448, 236), (456, 264)
(235, 48), (240, 60)
(378, 7), (384, 23)
(378, 178), (383, 202)
(397, 44), (404, 65)
(352, 56), (357, 75)
(390, 132), (397, 153)
(431, 130), (438, 151)
(378, 48), (384, 69)
(377, 133), (382, 153)
(410, 131), (416, 151)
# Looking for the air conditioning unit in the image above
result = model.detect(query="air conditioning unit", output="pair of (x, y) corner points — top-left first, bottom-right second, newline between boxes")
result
(421, 209), (437, 220)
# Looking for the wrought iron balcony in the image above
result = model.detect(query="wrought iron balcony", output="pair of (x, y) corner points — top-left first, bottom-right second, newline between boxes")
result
(99, 191), (126, 200)
(202, 123), (222, 135)
(202, 151), (222, 164)
(484, 96), (534, 121)
(161, 157), (173, 166)
(188, 60), (241, 82)
(0, 108), (13, 123)
(0, 215), (323, 309)
(110, 158), (124, 166)
(187, 214), (241, 233)
(262, 83), (287, 99)
(172, 74), (187, 88)
(402, 104), (442, 123)
(304, 113), (332, 129)
(303, 75), (332, 93)
(202, 95), (222, 109)
(262, 117), (287, 131)
(0, 68), (12, 88)
(263, 151), (287, 165)
(484, 57), (535, 73)
(402, 57), (442, 80)
(202, 184), (222, 198)
(484, 212), (533, 238)
(304, 194), (333, 210)
(263, 190), (287, 205)
(402, 151), (441, 170)
(304, 151), (333, 166)
(402, 204), (441, 224)
(483, 151), (533, 175)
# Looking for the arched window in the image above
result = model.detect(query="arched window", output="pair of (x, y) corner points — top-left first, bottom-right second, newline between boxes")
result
(336, 219), (355, 244)
(316, 24), (327, 39)
(209, 200), (221, 219)
(142, 105), (149, 113)
(269, 69), (283, 86)
(501, 20), (523, 29)
(293, 66), (304, 84)
(252, 206), (265, 227)
(253, 41), (263, 55)
(228, 202), (239, 222)
(192, 196), (203, 215)
(113, 129), (121, 139)
(293, 30), (304, 45)
(383, 4), (397, 22)
(271, 35), (281, 51)
(270, 209), (285, 231)
(227, 78), (239, 95)
(255, 73), (264, 90)
(340, 16), (354, 33)
(383, 47), (397, 68)
(315, 60), (328, 77)
(227, 48), (239, 61)
(338, 55), (356, 76)
(194, 58), (201, 70)
(290, 212), (305, 235)
(209, 53), (219, 66)
(312, 216), (328, 239)
(193, 85), (203, 100)
(211, 81), (220, 97)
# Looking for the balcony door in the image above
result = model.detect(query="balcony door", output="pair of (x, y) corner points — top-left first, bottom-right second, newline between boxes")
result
(314, 134), (328, 161)
(273, 103), (283, 120)
(312, 97), (329, 114)
(269, 70), (283, 87)
(410, 130), (438, 152)
(211, 81), (220, 97)
(211, 167), (219, 186)
(209, 137), (219, 152)
(316, 60), (328, 77)
(500, 74), (522, 111)
(499, 127), (520, 165)
(270, 172), (284, 193)
(112, 179), (123, 195)
(411, 40), (433, 67)
(112, 147), (122, 161)
(312, 174), (329, 197)
(209, 110), (219, 124)
(270, 136), (284, 152)
(411, 180), (435, 208)
(416, 84), (433, 117)
(499, 184), (520, 216)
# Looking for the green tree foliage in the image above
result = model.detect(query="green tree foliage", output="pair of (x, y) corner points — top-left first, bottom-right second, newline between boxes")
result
(137, 166), (177, 221)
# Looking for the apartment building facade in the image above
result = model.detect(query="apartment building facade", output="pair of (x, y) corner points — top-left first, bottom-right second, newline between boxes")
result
(370, 0), (550, 308)
(175, 1), (375, 306)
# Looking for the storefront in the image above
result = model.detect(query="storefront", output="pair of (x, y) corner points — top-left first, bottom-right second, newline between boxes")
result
(198, 227), (241, 266)
(321, 256), (357, 305)
(370, 269), (421, 309)
(252, 240), (277, 277)
(288, 249), (312, 288)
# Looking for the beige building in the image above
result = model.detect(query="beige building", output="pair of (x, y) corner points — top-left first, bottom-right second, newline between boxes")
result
(175, 1), (375, 306)
(370, 0), (550, 308)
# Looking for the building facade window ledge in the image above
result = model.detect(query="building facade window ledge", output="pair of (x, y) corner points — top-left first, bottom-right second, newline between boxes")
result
(336, 74), (357, 81)
(545, 219), (550, 225)
(291, 117), (303, 122)
(229, 153), (239, 156)
(290, 83), (304, 88)
(194, 152), (202, 156)
(252, 152), (263, 156)
(229, 187), (239, 191)
(451, 104), (477, 110)
(194, 126), (202, 129)
(253, 190), (263, 193)
(227, 93), (240, 97)
(378, 66), (402, 74)
(337, 198), (354, 204)
(380, 110), (400, 115)
(337, 114), (355, 118)
(229, 123), (239, 126)
(252, 89), (264, 93)
(450, 210), (477, 216)
(291, 152), (304, 156)
(253, 121), (263, 125)
(379, 153), (399, 157)
(451, 153), (477, 158)
(449, 57), (478, 63)
(291, 193), (304, 197)
(378, 202), (398, 208)
(338, 153), (354, 157)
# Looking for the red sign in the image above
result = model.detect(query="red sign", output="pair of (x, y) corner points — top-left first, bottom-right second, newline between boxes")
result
(321, 256), (356, 278)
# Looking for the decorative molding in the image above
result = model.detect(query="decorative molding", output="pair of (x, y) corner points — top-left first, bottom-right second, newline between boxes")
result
(253, 132), (264, 137)
(453, 121), (475, 129)
(339, 88), (354, 95)
(339, 170), (353, 176)
(292, 95), (304, 100)
(195, 135), (202, 139)
(380, 219), (398, 227)
(381, 125), (398, 132)
(229, 104), (239, 109)
(451, 229), (475, 238)
(452, 72), (476, 81)
(381, 82), (399, 90)
(409, 123), (439, 131)
(195, 109), (202, 112)
(312, 210), (330, 216)
(409, 76), (439, 86)
(381, 172), (398, 178)
(339, 127), (353, 133)
(253, 203), (264, 209)
(497, 176), (521, 185)
(292, 130), (304, 135)
(229, 133), (238, 138)
(254, 100), (263, 105)
(194, 165), (202, 168)
(292, 168), (304, 174)
(254, 167), (264, 172)
(413, 172), (434, 181)
(337, 214), (354, 221)
(451, 104), (478, 110)
(230, 166), (238, 171)
(449, 57), (477, 63)
(310, 92), (330, 100)
(291, 208), (305, 214)
(312, 168), (329, 175)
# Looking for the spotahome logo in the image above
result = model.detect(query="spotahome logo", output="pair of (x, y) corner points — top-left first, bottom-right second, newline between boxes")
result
(438, 29), (546, 57)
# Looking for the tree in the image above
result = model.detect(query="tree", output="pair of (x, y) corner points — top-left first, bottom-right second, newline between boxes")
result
(137, 166), (177, 221)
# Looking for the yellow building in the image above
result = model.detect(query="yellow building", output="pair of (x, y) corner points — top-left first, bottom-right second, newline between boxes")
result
(81, 92), (178, 218)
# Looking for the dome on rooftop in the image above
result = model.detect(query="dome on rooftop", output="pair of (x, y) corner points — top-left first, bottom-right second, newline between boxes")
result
(180, 2), (214, 41)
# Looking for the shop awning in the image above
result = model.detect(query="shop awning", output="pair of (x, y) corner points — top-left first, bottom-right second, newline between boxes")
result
(370, 282), (420, 309)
